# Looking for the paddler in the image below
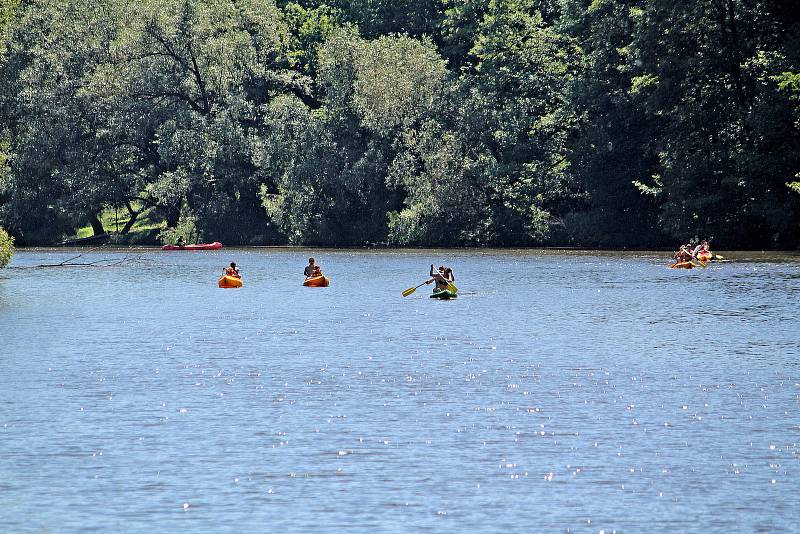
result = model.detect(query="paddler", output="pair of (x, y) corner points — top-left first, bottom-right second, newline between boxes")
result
(444, 267), (455, 283)
(673, 245), (693, 264)
(223, 262), (240, 278)
(692, 240), (710, 259)
(176, 235), (186, 247)
(426, 264), (453, 292)
(304, 257), (317, 278)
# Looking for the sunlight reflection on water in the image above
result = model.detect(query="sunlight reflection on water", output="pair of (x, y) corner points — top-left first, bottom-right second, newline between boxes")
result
(0, 249), (799, 532)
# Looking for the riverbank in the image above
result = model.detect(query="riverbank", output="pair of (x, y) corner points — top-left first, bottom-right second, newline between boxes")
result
(10, 246), (800, 263)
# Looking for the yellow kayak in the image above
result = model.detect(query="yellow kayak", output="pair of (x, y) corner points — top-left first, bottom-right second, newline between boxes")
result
(218, 275), (243, 288)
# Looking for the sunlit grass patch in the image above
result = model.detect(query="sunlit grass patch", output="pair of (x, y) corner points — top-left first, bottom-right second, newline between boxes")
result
(74, 205), (165, 239)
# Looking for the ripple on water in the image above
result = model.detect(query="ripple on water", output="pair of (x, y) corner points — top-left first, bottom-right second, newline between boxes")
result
(0, 249), (798, 531)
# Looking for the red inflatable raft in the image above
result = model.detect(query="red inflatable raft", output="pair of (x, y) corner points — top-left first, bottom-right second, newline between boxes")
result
(162, 241), (223, 251)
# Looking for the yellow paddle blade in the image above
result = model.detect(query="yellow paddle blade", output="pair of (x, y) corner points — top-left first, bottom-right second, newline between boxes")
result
(402, 286), (417, 297)
(698, 260), (707, 269)
(447, 282), (458, 293)
(714, 254), (725, 260)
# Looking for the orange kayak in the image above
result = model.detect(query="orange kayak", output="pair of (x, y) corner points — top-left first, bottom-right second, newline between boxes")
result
(670, 261), (694, 269)
(303, 275), (330, 287)
(697, 252), (712, 262)
(219, 275), (243, 288)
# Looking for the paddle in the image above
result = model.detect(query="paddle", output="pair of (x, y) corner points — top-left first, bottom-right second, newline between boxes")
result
(402, 280), (431, 297)
(402, 279), (459, 296)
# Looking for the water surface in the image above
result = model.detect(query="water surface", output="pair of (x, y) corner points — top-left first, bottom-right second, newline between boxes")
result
(1, 249), (799, 532)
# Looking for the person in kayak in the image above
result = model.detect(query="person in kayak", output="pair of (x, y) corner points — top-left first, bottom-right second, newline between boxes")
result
(304, 257), (317, 278)
(673, 245), (693, 264)
(176, 235), (186, 247)
(311, 265), (322, 278)
(692, 240), (710, 258)
(223, 262), (240, 278)
(426, 265), (453, 292)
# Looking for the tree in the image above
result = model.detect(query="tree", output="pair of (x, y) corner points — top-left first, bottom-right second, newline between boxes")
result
(390, 0), (582, 245)
(0, 0), (121, 242)
(627, 0), (800, 248)
(561, 0), (666, 247)
(259, 30), (448, 245)
(0, 225), (12, 267)
(89, 0), (297, 243)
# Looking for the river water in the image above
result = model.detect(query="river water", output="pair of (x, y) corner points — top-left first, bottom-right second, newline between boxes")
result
(1, 248), (798, 532)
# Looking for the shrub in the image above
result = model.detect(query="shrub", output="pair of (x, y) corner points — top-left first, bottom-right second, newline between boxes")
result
(0, 226), (14, 268)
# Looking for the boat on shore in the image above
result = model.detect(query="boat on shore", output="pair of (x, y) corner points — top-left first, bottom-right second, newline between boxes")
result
(162, 241), (223, 251)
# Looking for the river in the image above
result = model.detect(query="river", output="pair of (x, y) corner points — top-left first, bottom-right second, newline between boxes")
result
(1, 248), (798, 532)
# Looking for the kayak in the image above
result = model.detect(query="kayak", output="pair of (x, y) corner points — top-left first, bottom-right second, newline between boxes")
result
(697, 252), (712, 262)
(430, 289), (457, 299)
(162, 241), (223, 251)
(218, 275), (243, 288)
(670, 261), (695, 269)
(303, 275), (330, 287)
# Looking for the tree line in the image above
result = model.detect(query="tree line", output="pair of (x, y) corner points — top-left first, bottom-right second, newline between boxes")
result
(0, 0), (798, 248)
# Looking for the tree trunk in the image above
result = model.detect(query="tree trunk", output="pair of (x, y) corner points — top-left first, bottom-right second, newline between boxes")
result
(120, 202), (140, 234)
(165, 202), (181, 228)
(89, 213), (105, 236)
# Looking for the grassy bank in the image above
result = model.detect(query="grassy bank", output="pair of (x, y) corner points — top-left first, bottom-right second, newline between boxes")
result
(73, 205), (165, 245)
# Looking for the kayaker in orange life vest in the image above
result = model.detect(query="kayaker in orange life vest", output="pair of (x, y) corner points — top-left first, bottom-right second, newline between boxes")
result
(692, 240), (710, 258)
(223, 262), (240, 278)
(673, 245), (693, 264)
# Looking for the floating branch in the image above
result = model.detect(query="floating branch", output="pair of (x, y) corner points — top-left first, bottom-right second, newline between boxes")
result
(19, 249), (152, 269)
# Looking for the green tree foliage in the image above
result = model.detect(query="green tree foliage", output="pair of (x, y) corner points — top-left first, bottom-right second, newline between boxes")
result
(0, 225), (12, 267)
(0, 0), (120, 242)
(0, 0), (798, 248)
(561, 0), (667, 247)
(622, 0), (800, 247)
(0, 0), (19, 52)
(776, 71), (800, 194)
(259, 31), (446, 244)
(88, 0), (296, 244)
(295, 0), (442, 39)
(390, 1), (582, 245)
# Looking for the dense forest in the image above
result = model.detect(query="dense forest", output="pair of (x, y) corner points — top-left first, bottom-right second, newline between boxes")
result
(0, 0), (798, 248)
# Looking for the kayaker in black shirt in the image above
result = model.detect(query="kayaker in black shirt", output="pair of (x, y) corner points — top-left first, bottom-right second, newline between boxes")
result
(304, 257), (317, 278)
